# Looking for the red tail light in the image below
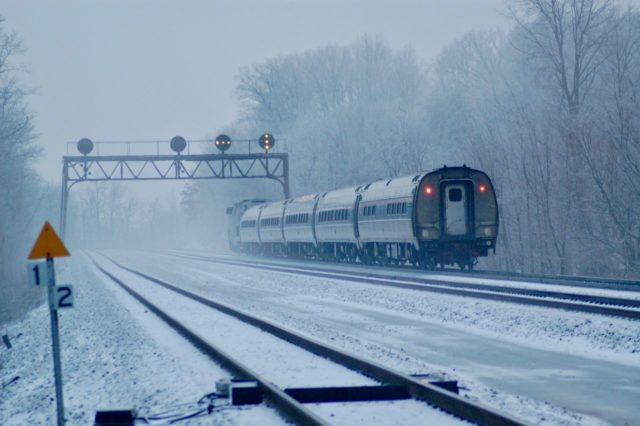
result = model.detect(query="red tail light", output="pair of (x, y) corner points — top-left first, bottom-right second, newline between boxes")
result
(479, 184), (486, 193)
(424, 185), (433, 196)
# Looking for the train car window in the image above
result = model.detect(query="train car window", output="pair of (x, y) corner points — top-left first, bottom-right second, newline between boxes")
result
(372, 205), (377, 216)
(402, 202), (407, 214)
(449, 188), (462, 202)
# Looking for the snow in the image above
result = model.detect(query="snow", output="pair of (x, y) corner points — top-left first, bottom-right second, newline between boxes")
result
(90, 254), (378, 389)
(89, 253), (466, 424)
(187, 250), (640, 302)
(0, 256), (283, 425)
(112, 249), (640, 425)
(4, 248), (639, 425)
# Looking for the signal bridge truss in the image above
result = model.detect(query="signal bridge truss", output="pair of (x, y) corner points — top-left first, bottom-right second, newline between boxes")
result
(60, 140), (290, 238)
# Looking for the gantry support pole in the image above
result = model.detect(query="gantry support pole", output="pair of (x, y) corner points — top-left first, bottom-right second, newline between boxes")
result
(59, 161), (69, 240)
(282, 154), (291, 199)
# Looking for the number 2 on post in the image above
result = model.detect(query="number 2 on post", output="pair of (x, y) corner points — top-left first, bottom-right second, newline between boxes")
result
(54, 285), (74, 310)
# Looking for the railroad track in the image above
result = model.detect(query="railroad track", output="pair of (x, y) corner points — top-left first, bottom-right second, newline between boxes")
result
(88, 251), (528, 426)
(437, 268), (640, 292)
(172, 249), (640, 292)
(167, 251), (640, 321)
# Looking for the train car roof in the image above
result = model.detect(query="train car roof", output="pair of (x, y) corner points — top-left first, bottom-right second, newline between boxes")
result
(241, 204), (263, 220)
(260, 200), (286, 217)
(360, 173), (426, 202)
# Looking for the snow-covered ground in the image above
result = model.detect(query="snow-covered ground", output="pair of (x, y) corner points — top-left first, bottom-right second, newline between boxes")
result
(185, 250), (640, 302)
(113, 249), (640, 425)
(0, 256), (283, 425)
(3, 249), (639, 425)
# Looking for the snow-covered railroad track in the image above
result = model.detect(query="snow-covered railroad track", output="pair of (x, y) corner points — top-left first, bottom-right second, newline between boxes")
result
(89, 252), (527, 426)
(438, 269), (640, 292)
(170, 252), (640, 321)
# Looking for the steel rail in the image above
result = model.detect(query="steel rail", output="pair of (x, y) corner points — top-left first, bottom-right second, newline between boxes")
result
(170, 252), (640, 321)
(93, 252), (529, 426)
(86, 254), (329, 426)
(437, 269), (640, 292)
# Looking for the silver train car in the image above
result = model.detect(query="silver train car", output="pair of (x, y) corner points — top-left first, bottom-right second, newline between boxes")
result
(227, 166), (498, 270)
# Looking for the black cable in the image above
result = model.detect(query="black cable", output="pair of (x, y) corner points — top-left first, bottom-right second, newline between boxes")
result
(135, 391), (226, 425)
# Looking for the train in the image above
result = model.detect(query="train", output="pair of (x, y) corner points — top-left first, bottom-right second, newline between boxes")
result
(226, 165), (498, 270)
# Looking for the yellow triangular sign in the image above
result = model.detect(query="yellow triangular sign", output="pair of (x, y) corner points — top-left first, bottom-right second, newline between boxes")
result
(28, 221), (70, 260)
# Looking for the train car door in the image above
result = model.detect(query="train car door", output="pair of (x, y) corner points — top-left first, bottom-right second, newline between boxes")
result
(443, 183), (468, 236)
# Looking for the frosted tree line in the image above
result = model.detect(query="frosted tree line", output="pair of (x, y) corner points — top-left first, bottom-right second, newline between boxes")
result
(185, 0), (640, 278)
(0, 18), (57, 324)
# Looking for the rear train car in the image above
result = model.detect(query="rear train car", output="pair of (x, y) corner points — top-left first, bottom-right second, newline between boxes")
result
(414, 166), (498, 269)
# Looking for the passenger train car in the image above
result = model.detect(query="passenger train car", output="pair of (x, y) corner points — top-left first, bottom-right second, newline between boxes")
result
(226, 166), (498, 270)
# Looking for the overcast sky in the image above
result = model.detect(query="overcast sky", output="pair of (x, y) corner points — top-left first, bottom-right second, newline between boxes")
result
(1, 0), (508, 184)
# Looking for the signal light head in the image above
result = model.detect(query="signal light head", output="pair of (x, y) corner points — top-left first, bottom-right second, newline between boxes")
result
(77, 138), (94, 155)
(259, 133), (275, 152)
(170, 136), (187, 154)
(214, 134), (232, 152)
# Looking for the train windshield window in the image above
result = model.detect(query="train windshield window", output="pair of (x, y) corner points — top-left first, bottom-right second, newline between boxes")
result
(449, 188), (462, 202)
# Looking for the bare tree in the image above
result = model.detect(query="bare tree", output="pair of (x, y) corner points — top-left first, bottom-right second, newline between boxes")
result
(0, 17), (41, 324)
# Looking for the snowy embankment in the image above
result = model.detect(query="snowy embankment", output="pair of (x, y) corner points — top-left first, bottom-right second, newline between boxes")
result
(114, 249), (640, 426)
(0, 256), (281, 425)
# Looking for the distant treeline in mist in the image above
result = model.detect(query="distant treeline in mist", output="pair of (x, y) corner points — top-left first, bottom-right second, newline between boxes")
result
(186, 0), (640, 278)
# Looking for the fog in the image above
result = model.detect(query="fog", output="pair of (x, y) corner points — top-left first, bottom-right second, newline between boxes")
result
(1, 0), (506, 183)
(2, 0), (640, 323)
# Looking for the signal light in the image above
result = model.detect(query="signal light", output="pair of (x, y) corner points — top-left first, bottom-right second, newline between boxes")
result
(170, 136), (187, 153)
(424, 185), (433, 196)
(479, 184), (486, 193)
(214, 134), (232, 152)
(259, 133), (275, 152)
(77, 138), (94, 155)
